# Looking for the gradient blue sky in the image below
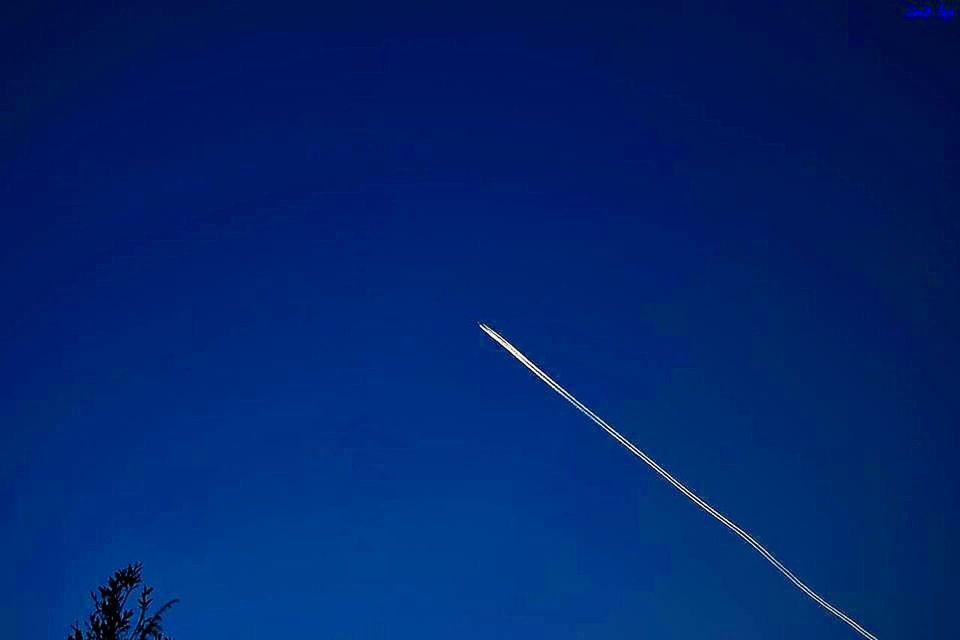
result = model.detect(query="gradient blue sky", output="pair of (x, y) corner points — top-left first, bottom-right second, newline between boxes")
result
(3, 3), (958, 639)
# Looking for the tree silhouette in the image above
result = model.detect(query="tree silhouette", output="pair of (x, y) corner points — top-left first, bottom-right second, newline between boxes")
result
(68, 563), (178, 640)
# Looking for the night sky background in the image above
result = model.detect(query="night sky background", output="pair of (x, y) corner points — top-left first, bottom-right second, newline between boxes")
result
(3, 2), (958, 639)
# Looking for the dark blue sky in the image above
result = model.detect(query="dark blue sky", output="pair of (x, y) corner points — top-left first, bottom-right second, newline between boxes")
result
(3, 3), (958, 639)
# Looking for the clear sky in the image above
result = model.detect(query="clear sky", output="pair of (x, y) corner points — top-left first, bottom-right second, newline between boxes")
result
(3, 2), (958, 639)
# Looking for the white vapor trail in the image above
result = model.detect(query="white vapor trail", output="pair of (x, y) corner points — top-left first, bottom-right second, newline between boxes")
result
(479, 323), (877, 640)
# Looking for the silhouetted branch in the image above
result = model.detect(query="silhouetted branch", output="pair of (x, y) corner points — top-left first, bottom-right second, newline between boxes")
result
(67, 564), (177, 640)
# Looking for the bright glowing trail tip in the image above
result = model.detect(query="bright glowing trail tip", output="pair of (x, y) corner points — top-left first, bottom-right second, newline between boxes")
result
(479, 322), (877, 640)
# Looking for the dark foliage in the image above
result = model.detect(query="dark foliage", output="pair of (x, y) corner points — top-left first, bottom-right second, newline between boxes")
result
(67, 563), (178, 640)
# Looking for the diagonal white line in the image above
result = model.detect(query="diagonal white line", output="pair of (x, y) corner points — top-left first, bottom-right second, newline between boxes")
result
(480, 322), (877, 640)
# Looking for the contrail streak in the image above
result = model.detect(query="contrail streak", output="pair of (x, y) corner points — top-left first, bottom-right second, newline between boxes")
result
(479, 322), (877, 640)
